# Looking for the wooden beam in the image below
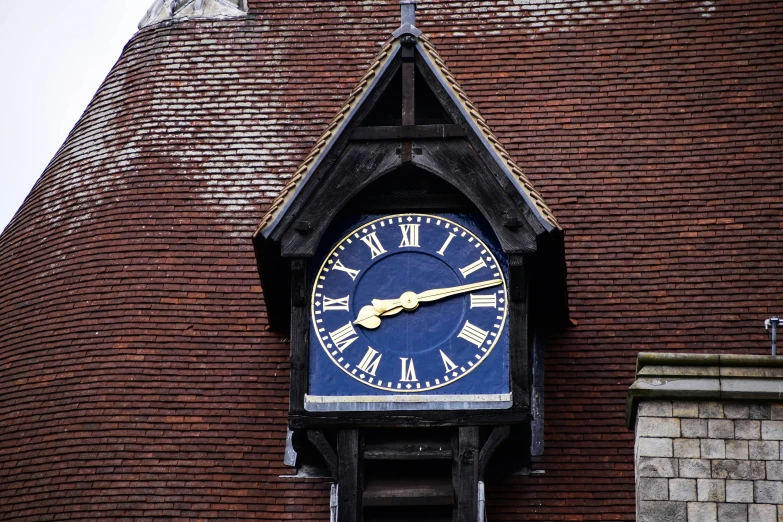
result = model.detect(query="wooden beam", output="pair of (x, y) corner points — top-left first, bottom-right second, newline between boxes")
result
(363, 440), (453, 460)
(414, 140), (538, 253)
(337, 429), (362, 522)
(363, 476), (453, 506)
(509, 255), (530, 409)
(278, 141), (401, 256)
(477, 425), (511, 480)
(288, 407), (529, 430)
(453, 427), (479, 522)
(307, 430), (339, 481)
(401, 36), (415, 163)
(414, 52), (550, 238)
(268, 53), (402, 243)
(352, 124), (465, 140)
(289, 258), (309, 415)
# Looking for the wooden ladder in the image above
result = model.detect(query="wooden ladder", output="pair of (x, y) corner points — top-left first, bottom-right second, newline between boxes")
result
(335, 427), (494, 522)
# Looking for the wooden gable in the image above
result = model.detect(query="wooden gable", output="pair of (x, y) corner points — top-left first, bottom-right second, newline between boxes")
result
(253, 29), (568, 334)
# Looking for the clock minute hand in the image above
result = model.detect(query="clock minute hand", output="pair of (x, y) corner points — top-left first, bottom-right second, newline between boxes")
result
(353, 279), (502, 330)
(415, 279), (503, 303)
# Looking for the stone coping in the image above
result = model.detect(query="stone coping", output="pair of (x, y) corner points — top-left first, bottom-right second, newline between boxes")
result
(626, 353), (783, 428)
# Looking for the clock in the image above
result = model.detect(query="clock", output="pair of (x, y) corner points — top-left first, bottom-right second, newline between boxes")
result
(307, 213), (510, 408)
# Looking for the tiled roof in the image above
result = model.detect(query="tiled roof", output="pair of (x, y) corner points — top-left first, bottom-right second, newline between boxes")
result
(0, 1), (781, 520)
(417, 35), (560, 231)
(255, 38), (398, 236)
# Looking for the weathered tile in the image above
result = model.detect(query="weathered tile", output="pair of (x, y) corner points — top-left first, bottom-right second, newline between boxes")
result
(680, 459), (712, 478)
(689, 501), (718, 522)
(749, 404), (771, 420)
(638, 417), (680, 438)
(766, 461), (783, 480)
(725, 440), (749, 460)
(674, 438), (701, 458)
(734, 420), (760, 440)
(701, 402), (725, 419)
(712, 460), (765, 481)
(682, 419), (709, 438)
(761, 421), (783, 440)
(639, 400), (673, 417)
(754, 480), (783, 503)
(669, 478), (696, 501)
(724, 403), (751, 419)
(638, 437), (673, 457)
(748, 503), (776, 522)
(638, 501), (686, 522)
(717, 502), (747, 522)
(701, 439), (726, 459)
(698, 478), (726, 502)
(673, 401), (700, 418)
(725, 480), (753, 503)
(638, 477), (668, 500)
(638, 457), (678, 478)
(749, 440), (778, 460)
(709, 419), (735, 439)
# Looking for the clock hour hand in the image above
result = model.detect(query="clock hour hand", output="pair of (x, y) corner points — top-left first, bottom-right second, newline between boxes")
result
(353, 279), (502, 330)
(353, 297), (405, 330)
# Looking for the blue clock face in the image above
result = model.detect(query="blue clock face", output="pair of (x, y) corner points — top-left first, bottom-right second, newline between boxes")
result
(310, 213), (508, 394)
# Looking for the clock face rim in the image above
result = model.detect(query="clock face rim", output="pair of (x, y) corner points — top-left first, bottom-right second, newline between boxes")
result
(310, 212), (509, 393)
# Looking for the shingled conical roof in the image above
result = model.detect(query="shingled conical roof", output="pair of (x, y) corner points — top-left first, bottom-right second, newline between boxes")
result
(1, 1), (781, 520)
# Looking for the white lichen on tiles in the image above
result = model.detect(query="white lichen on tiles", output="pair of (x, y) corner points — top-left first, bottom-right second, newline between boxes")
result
(423, 0), (719, 33)
(139, 0), (248, 29)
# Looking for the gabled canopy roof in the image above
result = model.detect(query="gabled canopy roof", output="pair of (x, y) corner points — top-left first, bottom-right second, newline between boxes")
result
(252, 23), (568, 332)
(253, 32), (561, 247)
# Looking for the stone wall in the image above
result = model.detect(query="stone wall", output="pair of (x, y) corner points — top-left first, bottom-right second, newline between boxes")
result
(636, 400), (783, 522)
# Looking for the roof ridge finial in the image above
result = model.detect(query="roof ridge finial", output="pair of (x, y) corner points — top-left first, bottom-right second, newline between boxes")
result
(401, 0), (416, 26)
(393, 0), (422, 38)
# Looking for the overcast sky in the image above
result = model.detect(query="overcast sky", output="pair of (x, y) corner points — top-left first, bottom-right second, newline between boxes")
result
(0, 1), (153, 233)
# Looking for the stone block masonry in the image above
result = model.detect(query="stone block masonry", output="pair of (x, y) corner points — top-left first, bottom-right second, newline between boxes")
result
(629, 354), (783, 522)
(637, 399), (783, 521)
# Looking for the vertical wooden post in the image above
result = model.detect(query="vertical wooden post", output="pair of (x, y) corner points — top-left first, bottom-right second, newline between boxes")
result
(289, 258), (309, 414)
(453, 426), (479, 522)
(401, 36), (416, 163)
(508, 254), (529, 408)
(338, 429), (362, 522)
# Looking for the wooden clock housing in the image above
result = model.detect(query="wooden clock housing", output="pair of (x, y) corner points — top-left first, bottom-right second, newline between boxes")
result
(253, 17), (568, 522)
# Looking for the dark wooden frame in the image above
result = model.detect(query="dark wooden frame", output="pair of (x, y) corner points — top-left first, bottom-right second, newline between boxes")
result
(287, 249), (530, 429)
(256, 33), (571, 522)
(278, 38), (541, 430)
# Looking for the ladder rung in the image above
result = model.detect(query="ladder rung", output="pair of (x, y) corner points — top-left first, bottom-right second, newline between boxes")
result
(363, 476), (454, 506)
(363, 440), (453, 460)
